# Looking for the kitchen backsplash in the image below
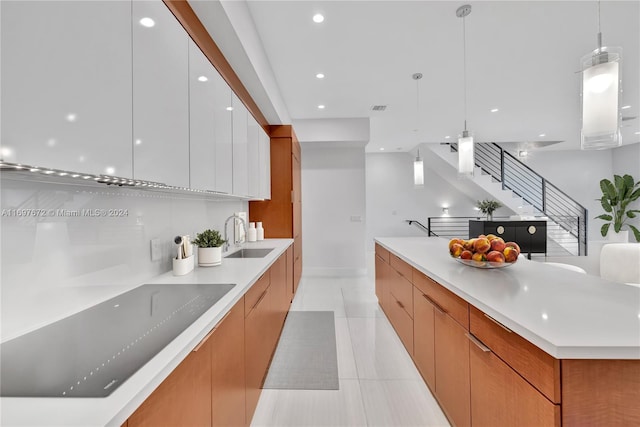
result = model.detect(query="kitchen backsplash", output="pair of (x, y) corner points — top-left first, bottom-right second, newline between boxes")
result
(1, 177), (246, 339)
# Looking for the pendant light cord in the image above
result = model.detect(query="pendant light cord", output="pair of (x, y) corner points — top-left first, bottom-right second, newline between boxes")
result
(597, 0), (602, 51)
(462, 14), (468, 132)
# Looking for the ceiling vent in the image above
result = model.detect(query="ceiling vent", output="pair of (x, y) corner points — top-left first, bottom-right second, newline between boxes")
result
(371, 105), (387, 111)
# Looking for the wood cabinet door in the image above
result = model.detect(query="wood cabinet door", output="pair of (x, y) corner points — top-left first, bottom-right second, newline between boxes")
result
(211, 300), (246, 427)
(435, 311), (471, 427)
(128, 338), (212, 427)
(413, 287), (436, 391)
(374, 254), (385, 306)
(286, 246), (294, 302)
(469, 335), (560, 427)
(245, 284), (272, 424)
(270, 253), (288, 328)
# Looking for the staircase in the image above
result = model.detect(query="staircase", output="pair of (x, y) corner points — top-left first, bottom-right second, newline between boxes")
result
(427, 143), (587, 256)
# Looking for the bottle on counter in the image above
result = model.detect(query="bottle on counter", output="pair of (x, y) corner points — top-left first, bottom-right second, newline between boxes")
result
(256, 222), (264, 241)
(247, 222), (257, 242)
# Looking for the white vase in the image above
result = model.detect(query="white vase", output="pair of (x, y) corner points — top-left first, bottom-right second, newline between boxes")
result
(607, 230), (629, 243)
(198, 246), (222, 266)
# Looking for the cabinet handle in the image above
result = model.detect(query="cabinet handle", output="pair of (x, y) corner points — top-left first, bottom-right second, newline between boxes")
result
(466, 333), (491, 353)
(483, 313), (513, 333)
(251, 290), (268, 310)
(396, 300), (405, 309)
(422, 294), (446, 315)
(213, 309), (232, 329)
(193, 328), (217, 352)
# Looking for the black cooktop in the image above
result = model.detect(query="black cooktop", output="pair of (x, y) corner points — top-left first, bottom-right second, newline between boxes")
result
(0, 283), (235, 398)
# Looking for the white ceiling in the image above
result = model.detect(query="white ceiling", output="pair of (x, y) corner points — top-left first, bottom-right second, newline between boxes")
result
(202, 1), (640, 153)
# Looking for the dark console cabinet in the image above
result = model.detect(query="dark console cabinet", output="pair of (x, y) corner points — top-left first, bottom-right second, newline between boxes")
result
(469, 220), (547, 257)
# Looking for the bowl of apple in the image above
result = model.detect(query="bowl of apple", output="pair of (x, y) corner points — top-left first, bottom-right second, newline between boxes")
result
(449, 234), (520, 269)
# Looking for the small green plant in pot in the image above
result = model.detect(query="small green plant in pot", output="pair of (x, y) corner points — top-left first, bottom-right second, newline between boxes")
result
(596, 174), (640, 242)
(193, 229), (227, 266)
(476, 199), (502, 221)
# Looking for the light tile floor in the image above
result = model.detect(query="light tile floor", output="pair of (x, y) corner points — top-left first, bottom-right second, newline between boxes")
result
(251, 275), (451, 427)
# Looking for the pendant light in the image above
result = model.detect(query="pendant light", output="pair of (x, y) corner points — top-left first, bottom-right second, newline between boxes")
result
(580, 0), (622, 149)
(413, 73), (424, 187)
(456, 4), (474, 176)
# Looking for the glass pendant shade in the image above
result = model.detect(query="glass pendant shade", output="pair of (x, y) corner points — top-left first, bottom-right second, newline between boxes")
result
(414, 152), (424, 186)
(458, 132), (474, 176)
(581, 48), (622, 149)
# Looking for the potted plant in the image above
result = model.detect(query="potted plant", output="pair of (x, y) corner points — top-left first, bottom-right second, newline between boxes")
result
(596, 174), (640, 242)
(476, 199), (502, 221)
(193, 229), (227, 266)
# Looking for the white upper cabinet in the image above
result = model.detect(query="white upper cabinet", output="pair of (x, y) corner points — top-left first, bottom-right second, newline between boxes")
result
(214, 75), (233, 194)
(259, 128), (272, 200)
(247, 114), (261, 198)
(132, 0), (189, 187)
(232, 94), (249, 197)
(188, 39), (216, 191)
(1, 0), (133, 177)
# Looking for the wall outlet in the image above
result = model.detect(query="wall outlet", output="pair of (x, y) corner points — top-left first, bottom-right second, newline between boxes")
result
(150, 238), (162, 262)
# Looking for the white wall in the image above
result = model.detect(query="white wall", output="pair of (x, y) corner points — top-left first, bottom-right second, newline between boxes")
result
(612, 143), (640, 178)
(301, 144), (366, 276)
(1, 177), (246, 338)
(366, 152), (478, 249)
(521, 149), (613, 242)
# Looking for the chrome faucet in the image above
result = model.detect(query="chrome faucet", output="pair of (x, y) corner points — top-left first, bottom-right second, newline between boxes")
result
(223, 214), (247, 252)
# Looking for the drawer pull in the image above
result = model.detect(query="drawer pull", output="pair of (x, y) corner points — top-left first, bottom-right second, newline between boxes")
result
(193, 328), (216, 352)
(251, 290), (268, 310)
(422, 294), (446, 315)
(484, 313), (513, 333)
(466, 333), (491, 353)
(396, 300), (405, 309)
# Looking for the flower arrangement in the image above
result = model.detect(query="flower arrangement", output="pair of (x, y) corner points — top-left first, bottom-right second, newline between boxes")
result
(476, 199), (502, 220)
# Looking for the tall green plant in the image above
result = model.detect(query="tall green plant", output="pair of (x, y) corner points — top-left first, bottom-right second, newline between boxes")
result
(596, 174), (640, 242)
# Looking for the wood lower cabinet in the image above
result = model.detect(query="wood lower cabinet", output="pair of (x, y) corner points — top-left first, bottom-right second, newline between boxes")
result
(412, 287), (436, 391)
(469, 337), (560, 427)
(434, 309), (471, 427)
(387, 269), (414, 354)
(270, 250), (289, 328)
(128, 333), (212, 427)
(286, 246), (294, 303)
(211, 300), (245, 427)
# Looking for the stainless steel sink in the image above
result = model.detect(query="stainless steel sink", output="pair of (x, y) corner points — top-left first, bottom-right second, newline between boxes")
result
(225, 248), (274, 258)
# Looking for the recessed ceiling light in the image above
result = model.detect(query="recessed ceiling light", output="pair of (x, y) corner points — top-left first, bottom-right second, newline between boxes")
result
(316, 73), (325, 79)
(635, 131), (640, 135)
(490, 108), (499, 113)
(621, 105), (631, 109)
(312, 13), (324, 23)
(78, 155), (85, 162)
(135, 139), (142, 145)
(317, 105), (325, 109)
(379, 148), (385, 151)
(66, 113), (77, 122)
(105, 167), (115, 175)
(539, 133), (546, 137)
(139, 17), (155, 28)
(197, 76), (208, 82)
(47, 138), (56, 147)
(226, 106), (234, 111)
(445, 135), (451, 139)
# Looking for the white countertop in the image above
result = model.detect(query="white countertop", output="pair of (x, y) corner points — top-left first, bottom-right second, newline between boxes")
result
(376, 237), (640, 360)
(0, 239), (293, 427)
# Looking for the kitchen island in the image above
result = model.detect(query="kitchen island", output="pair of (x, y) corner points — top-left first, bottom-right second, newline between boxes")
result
(375, 236), (639, 427)
(1, 239), (293, 427)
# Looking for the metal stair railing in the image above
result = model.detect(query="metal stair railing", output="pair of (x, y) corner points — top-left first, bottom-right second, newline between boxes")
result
(405, 220), (438, 236)
(449, 142), (587, 255)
